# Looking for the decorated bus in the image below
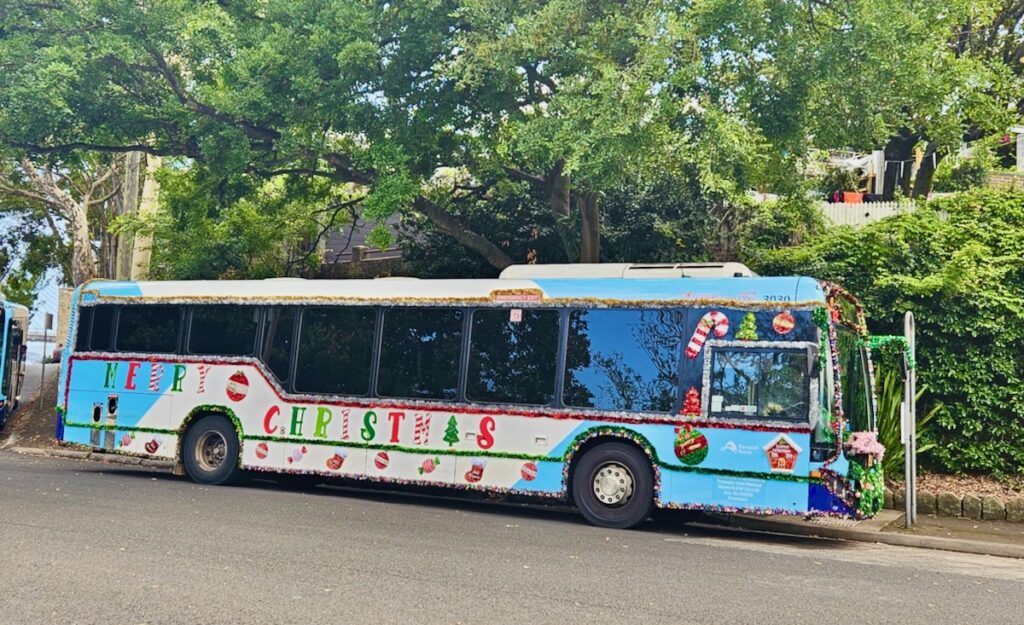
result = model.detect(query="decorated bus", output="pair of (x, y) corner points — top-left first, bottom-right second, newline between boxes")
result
(0, 298), (28, 431)
(55, 264), (883, 528)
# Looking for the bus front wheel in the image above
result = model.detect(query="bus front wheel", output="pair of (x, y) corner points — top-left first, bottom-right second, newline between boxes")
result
(571, 442), (654, 529)
(182, 415), (240, 485)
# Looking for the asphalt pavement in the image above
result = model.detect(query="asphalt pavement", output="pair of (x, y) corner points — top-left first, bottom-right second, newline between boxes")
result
(1, 452), (1021, 625)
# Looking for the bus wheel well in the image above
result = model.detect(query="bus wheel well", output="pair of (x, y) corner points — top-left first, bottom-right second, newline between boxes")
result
(177, 407), (242, 460)
(564, 432), (657, 498)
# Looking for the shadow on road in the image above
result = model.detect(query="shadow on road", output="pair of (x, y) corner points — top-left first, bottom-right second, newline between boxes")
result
(87, 461), (856, 551)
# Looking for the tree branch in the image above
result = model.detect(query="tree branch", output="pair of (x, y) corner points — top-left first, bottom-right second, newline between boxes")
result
(413, 196), (513, 270)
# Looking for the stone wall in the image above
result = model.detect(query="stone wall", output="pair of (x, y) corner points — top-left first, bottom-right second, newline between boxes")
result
(884, 488), (1024, 522)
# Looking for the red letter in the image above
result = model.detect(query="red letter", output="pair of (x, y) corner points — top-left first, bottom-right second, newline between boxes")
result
(388, 411), (406, 443)
(477, 416), (496, 449)
(125, 362), (141, 390)
(263, 405), (280, 435)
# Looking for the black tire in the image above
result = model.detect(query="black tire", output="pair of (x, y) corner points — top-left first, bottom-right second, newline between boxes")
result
(182, 415), (240, 485)
(571, 441), (654, 529)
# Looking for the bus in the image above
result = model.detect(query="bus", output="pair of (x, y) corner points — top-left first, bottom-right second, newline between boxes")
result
(55, 263), (882, 528)
(0, 298), (28, 431)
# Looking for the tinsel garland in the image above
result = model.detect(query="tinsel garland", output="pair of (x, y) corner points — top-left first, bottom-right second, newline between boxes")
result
(848, 461), (885, 517)
(66, 352), (812, 432)
(80, 291), (827, 311)
(864, 335), (915, 369)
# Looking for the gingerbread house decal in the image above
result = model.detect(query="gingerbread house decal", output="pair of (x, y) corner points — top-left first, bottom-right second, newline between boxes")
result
(763, 434), (802, 474)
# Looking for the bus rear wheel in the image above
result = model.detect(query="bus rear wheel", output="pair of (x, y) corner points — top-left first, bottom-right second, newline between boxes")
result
(571, 442), (654, 529)
(182, 415), (240, 485)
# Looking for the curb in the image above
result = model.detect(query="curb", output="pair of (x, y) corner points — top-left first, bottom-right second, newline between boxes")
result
(719, 513), (1024, 560)
(7, 446), (174, 469)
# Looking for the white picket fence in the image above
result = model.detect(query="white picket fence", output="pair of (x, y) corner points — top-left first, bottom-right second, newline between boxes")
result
(821, 201), (915, 227)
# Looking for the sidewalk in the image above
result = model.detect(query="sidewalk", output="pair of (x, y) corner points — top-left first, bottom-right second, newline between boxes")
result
(718, 509), (1024, 559)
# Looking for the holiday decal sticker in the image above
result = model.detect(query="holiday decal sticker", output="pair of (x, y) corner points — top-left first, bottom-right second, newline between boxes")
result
(772, 312), (795, 335)
(226, 370), (249, 402)
(674, 424), (709, 465)
(763, 434), (802, 474)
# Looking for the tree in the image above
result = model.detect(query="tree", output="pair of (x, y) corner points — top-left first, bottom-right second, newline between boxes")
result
(736, 313), (759, 341)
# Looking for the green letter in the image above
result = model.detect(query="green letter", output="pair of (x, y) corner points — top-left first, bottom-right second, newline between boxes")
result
(104, 362), (119, 389)
(171, 364), (187, 392)
(290, 406), (307, 436)
(360, 410), (377, 442)
(314, 407), (333, 439)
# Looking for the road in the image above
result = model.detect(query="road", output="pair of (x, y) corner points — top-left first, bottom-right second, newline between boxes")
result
(0, 452), (1020, 625)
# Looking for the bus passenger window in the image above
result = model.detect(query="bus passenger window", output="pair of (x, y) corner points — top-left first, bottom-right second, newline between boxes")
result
(563, 309), (680, 412)
(116, 305), (181, 353)
(75, 307), (94, 350)
(86, 305), (117, 351)
(378, 308), (463, 401)
(260, 307), (296, 383)
(188, 305), (258, 356)
(708, 348), (809, 422)
(466, 309), (559, 406)
(294, 307), (376, 396)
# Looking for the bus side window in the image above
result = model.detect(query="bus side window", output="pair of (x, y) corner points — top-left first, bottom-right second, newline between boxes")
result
(85, 305), (117, 352)
(465, 308), (559, 406)
(116, 305), (181, 354)
(294, 307), (376, 396)
(377, 307), (463, 401)
(188, 305), (259, 356)
(260, 307), (297, 385)
(76, 307), (94, 350)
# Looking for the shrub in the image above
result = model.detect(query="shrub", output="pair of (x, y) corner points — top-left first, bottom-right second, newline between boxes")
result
(748, 189), (1024, 476)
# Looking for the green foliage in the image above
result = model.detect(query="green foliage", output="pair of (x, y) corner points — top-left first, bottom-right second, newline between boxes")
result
(932, 152), (993, 192)
(750, 189), (1024, 475)
(873, 361), (940, 478)
(819, 167), (862, 194)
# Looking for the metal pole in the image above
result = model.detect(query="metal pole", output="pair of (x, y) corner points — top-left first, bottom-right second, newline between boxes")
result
(904, 312), (917, 526)
(38, 327), (47, 411)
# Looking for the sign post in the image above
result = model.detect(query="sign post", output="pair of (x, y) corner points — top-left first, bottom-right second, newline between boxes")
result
(38, 313), (53, 410)
(903, 312), (917, 527)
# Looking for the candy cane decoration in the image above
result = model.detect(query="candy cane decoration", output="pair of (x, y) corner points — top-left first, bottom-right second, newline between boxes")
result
(685, 311), (729, 359)
(340, 409), (350, 440)
(148, 364), (164, 392)
(196, 364), (210, 394)
(413, 414), (431, 445)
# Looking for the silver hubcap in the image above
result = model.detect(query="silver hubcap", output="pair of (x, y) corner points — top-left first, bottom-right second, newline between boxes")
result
(195, 431), (227, 472)
(592, 462), (634, 506)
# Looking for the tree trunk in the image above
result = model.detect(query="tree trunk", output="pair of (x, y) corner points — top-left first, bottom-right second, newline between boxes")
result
(117, 151), (142, 279)
(414, 196), (514, 270)
(911, 142), (941, 198)
(69, 199), (96, 286)
(131, 154), (161, 280)
(578, 191), (600, 263)
(547, 163), (576, 261)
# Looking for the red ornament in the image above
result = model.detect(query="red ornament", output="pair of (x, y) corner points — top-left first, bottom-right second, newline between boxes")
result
(226, 370), (249, 402)
(374, 452), (390, 470)
(144, 438), (160, 454)
(772, 312), (795, 335)
(681, 386), (701, 416)
(674, 425), (708, 465)
(254, 442), (268, 460)
(520, 462), (538, 481)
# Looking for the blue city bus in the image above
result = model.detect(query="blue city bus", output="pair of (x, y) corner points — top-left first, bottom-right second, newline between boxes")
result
(56, 263), (882, 528)
(0, 299), (28, 430)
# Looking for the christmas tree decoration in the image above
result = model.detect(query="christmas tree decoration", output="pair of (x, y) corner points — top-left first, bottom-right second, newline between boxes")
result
(226, 370), (249, 402)
(674, 425), (708, 465)
(374, 451), (390, 470)
(520, 461), (538, 481)
(681, 387), (701, 416)
(443, 416), (460, 447)
(254, 442), (269, 460)
(465, 458), (486, 482)
(685, 311), (730, 359)
(772, 312), (795, 335)
(326, 449), (348, 470)
(418, 456), (440, 475)
(848, 462), (884, 517)
(736, 312), (759, 341)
